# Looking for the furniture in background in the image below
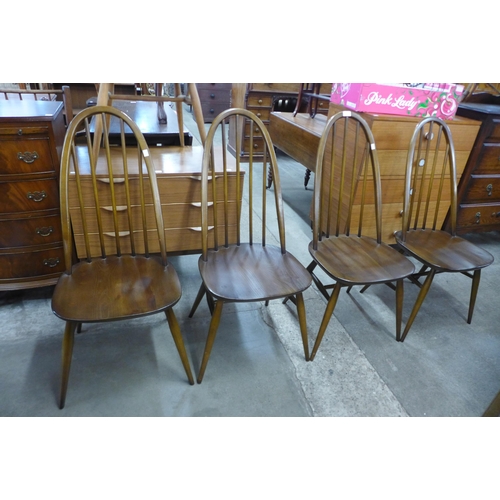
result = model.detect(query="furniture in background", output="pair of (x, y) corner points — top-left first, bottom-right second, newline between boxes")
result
(270, 102), (482, 244)
(300, 111), (415, 360)
(196, 83), (232, 122)
(394, 117), (494, 342)
(0, 100), (66, 290)
(293, 83), (331, 117)
(448, 95), (500, 234)
(229, 83), (331, 161)
(188, 108), (312, 383)
(52, 106), (195, 409)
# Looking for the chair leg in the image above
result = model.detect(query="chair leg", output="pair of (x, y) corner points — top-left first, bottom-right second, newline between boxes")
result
(400, 269), (436, 342)
(59, 321), (77, 409)
(188, 283), (206, 318)
(310, 281), (342, 361)
(467, 269), (481, 324)
(197, 300), (224, 384)
(395, 279), (404, 342)
(295, 292), (309, 361)
(165, 309), (195, 385)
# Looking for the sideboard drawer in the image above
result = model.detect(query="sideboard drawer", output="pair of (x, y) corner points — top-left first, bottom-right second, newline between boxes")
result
(0, 213), (62, 248)
(476, 144), (500, 173)
(0, 137), (54, 175)
(0, 178), (59, 213)
(0, 246), (65, 279)
(457, 203), (500, 228)
(486, 119), (500, 142)
(463, 176), (500, 203)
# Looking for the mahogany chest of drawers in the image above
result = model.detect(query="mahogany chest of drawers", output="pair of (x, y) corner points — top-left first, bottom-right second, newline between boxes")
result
(451, 101), (500, 234)
(0, 100), (66, 290)
(196, 83), (232, 123)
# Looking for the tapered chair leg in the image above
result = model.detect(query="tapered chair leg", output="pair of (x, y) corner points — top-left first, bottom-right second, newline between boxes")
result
(189, 283), (206, 318)
(165, 309), (195, 385)
(400, 269), (436, 342)
(467, 269), (481, 324)
(59, 321), (77, 409)
(310, 281), (342, 361)
(395, 279), (404, 342)
(197, 300), (224, 384)
(295, 292), (309, 361)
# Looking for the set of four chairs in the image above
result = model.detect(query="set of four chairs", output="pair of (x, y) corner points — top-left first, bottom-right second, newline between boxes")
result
(51, 105), (493, 409)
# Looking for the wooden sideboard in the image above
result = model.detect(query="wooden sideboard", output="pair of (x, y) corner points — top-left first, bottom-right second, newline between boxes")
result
(67, 144), (244, 257)
(0, 100), (66, 290)
(196, 83), (232, 122)
(270, 103), (482, 244)
(229, 83), (331, 160)
(447, 99), (500, 234)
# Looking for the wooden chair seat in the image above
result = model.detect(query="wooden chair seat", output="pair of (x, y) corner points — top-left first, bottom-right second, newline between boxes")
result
(395, 229), (494, 272)
(200, 243), (312, 302)
(309, 235), (415, 285)
(52, 255), (181, 322)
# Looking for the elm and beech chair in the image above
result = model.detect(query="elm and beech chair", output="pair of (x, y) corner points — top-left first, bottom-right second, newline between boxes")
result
(394, 116), (494, 342)
(51, 105), (194, 409)
(305, 110), (415, 360)
(188, 108), (312, 383)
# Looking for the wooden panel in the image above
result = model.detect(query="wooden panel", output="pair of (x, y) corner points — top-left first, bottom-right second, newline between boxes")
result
(463, 176), (500, 203)
(0, 178), (59, 213)
(0, 245), (65, 279)
(0, 137), (53, 175)
(457, 203), (500, 228)
(0, 213), (62, 248)
(474, 144), (500, 173)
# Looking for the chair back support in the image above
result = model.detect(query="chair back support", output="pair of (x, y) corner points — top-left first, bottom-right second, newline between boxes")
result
(59, 105), (167, 271)
(200, 108), (286, 260)
(312, 110), (382, 250)
(400, 117), (457, 241)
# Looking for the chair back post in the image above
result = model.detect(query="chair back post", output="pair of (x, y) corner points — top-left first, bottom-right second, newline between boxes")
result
(312, 110), (382, 250)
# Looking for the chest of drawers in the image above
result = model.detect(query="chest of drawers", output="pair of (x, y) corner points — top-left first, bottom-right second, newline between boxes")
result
(451, 101), (500, 233)
(196, 83), (232, 123)
(0, 100), (66, 290)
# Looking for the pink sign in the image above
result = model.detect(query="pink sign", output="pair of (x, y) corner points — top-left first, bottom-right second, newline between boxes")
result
(330, 83), (464, 120)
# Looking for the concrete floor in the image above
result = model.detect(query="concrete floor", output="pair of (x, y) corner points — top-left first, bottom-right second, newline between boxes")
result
(1, 106), (499, 417)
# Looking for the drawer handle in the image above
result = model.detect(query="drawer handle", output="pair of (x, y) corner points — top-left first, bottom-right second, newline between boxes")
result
(475, 212), (481, 224)
(43, 257), (60, 268)
(492, 212), (500, 218)
(18, 151), (39, 164)
(486, 183), (493, 196)
(36, 226), (53, 237)
(27, 191), (47, 202)
(210, 93), (215, 98)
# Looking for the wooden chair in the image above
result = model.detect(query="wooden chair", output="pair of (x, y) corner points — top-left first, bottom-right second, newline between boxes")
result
(51, 105), (195, 409)
(394, 116), (494, 342)
(0, 85), (74, 127)
(305, 110), (416, 360)
(188, 108), (312, 383)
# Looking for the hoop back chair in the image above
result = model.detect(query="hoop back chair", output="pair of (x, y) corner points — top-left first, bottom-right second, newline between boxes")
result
(307, 111), (415, 360)
(51, 105), (194, 409)
(188, 108), (312, 383)
(394, 116), (494, 342)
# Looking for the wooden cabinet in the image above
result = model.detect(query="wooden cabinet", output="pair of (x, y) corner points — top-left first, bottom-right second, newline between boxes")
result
(229, 84), (331, 160)
(0, 100), (66, 290)
(196, 83), (232, 122)
(450, 101), (500, 233)
(67, 145), (244, 257)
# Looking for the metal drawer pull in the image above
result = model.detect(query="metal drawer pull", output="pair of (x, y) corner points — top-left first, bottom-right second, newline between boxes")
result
(43, 257), (60, 268)
(18, 151), (39, 164)
(475, 212), (481, 224)
(27, 191), (47, 202)
(36, 226), (53, 237)
(486, 183), (493, 196)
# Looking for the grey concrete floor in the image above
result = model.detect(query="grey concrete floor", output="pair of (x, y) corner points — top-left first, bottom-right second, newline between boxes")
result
(1, 105), (499, 417)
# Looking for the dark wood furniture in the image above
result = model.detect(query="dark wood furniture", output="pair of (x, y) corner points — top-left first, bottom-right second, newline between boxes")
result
(270, 103), (482, 244)
(451, 97), (500, 233)
(188, 109), (312, 383)
(0, 100), (66, 290)
(52, 105), (195, 409)
(394, 117), (494, 342)
(304, 111), (415, 360)
(196, 83), (232, 122)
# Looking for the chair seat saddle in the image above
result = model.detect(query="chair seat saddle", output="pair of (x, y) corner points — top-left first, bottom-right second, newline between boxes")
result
(200, 243), (312, 303)
(309, 235), (415, 285)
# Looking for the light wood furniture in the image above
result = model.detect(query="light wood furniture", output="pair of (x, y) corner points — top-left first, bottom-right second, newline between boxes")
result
(52, 106), (195, 409)
(394, 117), (494, 342)
(188, 108), (312, 383)
(304, 111), (415, 359)
(269, 103), (482, 244)
(196, 83), (232, 122)
(449, 97), (500, 233)
(0, 100), (66, 290)
(229, 83), (331, 161)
